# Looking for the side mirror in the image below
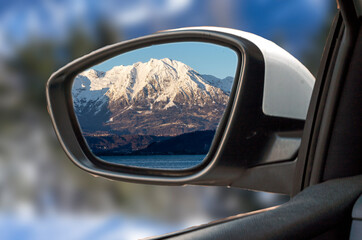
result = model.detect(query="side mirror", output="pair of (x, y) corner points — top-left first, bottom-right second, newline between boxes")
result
(47, 27), (314, 195)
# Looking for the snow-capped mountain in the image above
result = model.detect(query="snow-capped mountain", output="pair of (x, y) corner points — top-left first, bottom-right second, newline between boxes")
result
(72, 58), (233, 136)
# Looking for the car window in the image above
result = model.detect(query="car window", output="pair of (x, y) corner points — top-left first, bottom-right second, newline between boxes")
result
(0, 1), (336, 239)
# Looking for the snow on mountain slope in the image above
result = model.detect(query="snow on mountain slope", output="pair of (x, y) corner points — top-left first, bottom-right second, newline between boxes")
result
(72, 58), (233, 136)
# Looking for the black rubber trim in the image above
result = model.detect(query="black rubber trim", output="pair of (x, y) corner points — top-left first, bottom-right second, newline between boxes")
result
(293, 11), (342, 195)
(307, 0), (360, 186)
(322, 24), (362, 180)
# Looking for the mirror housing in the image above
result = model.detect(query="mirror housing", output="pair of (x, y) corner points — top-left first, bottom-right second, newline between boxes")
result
(47, 27), (314, 195)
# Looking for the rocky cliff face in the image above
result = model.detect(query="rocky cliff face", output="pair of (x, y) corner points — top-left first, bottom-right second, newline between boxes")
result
(72, 58), (233, 137)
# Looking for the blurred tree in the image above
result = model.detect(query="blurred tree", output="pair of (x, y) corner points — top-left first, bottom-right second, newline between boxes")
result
(8, 41), (58, 110)
(95, 21), (123, 50)
(6, 20), (122, 114)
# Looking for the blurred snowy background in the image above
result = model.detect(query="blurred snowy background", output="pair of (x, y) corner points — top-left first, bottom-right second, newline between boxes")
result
(0, 0), (335, 239)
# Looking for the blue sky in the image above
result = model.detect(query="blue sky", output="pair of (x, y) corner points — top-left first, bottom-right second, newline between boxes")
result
(93, 42), (238, 79)
(0, 0), (335, 62)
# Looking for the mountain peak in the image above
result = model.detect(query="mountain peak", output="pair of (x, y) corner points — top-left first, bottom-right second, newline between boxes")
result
(73, 58), (233, 136)
(84, 69), (105, 78)
(74, 58), (233, 104)
(160, 57), (174, 64)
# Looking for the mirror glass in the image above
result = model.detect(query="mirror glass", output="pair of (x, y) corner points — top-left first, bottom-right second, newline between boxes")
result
(72, 42), (238, 170)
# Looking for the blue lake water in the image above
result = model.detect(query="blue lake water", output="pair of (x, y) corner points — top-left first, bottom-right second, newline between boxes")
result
(99, 155), (206, 170)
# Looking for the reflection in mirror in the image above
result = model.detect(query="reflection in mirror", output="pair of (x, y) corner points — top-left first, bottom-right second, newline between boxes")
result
(72, 42), (238, 170)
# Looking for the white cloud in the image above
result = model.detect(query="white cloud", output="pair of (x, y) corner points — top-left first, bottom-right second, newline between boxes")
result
(165, 0), (193, 14)
(116, 4), (149, 26)
(114, 0), (193, 26)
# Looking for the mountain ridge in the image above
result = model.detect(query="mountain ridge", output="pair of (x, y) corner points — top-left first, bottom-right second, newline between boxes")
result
(72, 58), (232, 137)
